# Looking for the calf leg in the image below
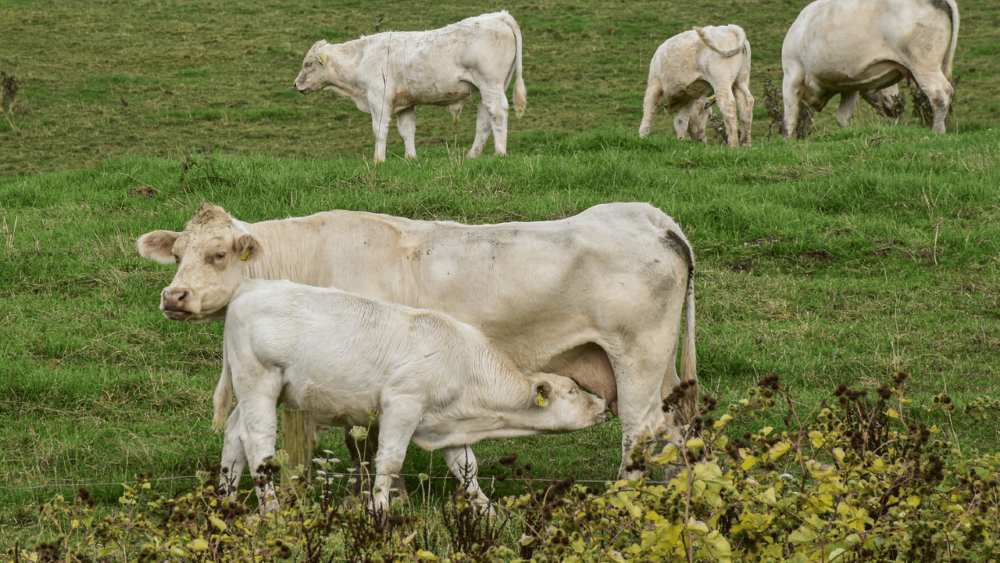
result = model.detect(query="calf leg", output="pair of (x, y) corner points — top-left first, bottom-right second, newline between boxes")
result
(371, 404), (423, 521)
(836, 92), (860, 128)
(239, 396), (281, 514)
(219, 404), (248, 497)
(396, 107), (417, 159)
(639, 80), (662, 138)
(440, 445), (491, 512)
(468, 101), (492, 158)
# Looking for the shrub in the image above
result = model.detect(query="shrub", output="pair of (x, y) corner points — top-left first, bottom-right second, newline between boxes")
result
(5, 375), (1000, 562)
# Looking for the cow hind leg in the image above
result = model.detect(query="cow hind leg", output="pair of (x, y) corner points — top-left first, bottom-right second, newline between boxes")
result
(714, 89), (740, 148)
(734, 83), (754, 146)
(440, 445), (491, 513)
(836, 92), (860, 128)
(781, 71), (804, 140)
(396, 107), (418, 159)
(912, 70), (953, 134)
(611, 353), (673, 481)
(639, 81), (662, 138)
(480, 90), (509, 156)
(468, 100), (492, 158)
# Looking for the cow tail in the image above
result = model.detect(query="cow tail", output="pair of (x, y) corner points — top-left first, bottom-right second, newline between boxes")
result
(501, 11), (527, 118)
(941, 0), (959, 79)
(213, 343), (233, 432)
(679, 241), (698, 401)
(694, 26), (745, 58)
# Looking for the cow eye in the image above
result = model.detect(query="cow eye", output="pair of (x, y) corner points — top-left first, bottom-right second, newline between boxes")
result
(215, 251), (227, 260)
(570, 388), (578, 395)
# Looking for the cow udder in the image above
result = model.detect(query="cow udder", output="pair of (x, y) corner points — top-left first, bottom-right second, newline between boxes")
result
(542, 342), (619, 416)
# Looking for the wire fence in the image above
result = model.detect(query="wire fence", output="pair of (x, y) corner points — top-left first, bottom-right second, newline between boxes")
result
(0, 472), (633, 493)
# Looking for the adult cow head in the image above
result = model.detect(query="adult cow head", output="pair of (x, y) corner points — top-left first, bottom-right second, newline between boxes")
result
(137, 204), (261, 323)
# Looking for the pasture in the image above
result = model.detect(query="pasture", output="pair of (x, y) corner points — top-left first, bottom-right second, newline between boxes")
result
(1, 0), (999, 549)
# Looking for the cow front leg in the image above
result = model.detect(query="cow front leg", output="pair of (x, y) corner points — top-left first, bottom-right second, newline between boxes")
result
(440, 445), (491, 513)
(219, 403), (248, 497)
(836, 91), (860, 128)
(370, 103), (393, 162)
(468, 100), (492, 158)
(396, 107), (417, 159)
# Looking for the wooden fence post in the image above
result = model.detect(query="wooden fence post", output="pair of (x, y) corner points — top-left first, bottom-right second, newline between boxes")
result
(281, 409), (314, 489)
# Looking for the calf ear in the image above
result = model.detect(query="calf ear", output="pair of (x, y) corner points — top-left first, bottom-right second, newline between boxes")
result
(534, 382), (552, 407)
(235, 233), (262, 262)
(137, 230), (180, 264)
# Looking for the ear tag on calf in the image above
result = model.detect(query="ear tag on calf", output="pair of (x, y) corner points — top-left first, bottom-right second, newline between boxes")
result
(537, 390), (546, 408)
(319, 53), (326, 64)
(240, 247), (251, 261)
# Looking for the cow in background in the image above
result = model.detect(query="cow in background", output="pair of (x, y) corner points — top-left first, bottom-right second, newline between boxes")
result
(639, 25), (753, 147)
(293, 11), (527, 162)
(781, 0), (959, 136)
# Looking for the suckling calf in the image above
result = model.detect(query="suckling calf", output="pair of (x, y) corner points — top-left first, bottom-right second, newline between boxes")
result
(213, 279), (606, 516)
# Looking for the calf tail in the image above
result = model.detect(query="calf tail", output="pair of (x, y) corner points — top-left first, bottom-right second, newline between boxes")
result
(940, 0), (959, 79)
(695, 26), (746, 58)
(500, 11), (527, 117)
(213, 343), (233, 431)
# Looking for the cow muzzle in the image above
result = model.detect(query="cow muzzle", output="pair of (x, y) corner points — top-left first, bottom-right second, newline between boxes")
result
(161, 286), (196, 320)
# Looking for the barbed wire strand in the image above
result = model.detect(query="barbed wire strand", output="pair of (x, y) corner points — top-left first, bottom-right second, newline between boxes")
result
(0, 472), (662, 493)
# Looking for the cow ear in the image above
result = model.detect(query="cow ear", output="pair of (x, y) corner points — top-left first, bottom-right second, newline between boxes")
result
(235, 233), (261, 262)
(534, 382), (552, 407)
(137, 230), (180, 264)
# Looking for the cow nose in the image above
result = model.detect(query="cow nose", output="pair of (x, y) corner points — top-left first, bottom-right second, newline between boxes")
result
(162, 287), (190, 310)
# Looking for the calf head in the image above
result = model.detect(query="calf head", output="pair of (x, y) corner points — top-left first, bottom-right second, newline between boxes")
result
(861, 84), (904, 118)
(136, 204), (261, 323)
(293, 40), (339, 95)
(520, 373), (607, 433)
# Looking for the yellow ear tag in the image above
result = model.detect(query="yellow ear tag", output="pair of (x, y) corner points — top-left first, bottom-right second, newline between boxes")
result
(240, 247), (251, 261)
(319, 53), (326, 64)
(537, 391), (546, 408)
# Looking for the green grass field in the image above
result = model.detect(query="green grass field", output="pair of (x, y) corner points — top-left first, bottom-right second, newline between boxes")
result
(2, 0), (1000, 547)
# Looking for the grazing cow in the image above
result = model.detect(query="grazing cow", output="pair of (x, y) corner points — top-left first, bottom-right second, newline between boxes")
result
(214, 279), (607, 516)
(137, 202), (697, 481)
(639, 25), (753, 147)
(293, 11), (527, 162)
(781, 0), (959, 136)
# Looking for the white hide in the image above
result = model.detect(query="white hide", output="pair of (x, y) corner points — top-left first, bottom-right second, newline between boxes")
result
(293, 11), (527, 162)
(781, 0), (959, 136)
(214, 279), (607, 515)
(137, 202), (697, 480)
(639, 25), (753, 147)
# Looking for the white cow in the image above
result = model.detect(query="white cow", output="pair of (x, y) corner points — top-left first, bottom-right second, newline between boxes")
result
(214, 279), (606, 516)
(293, 11), (527, 162)
(137, 202), (697, 480)
(639, 25), (753, 147)
(781, 0), (959, 136)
